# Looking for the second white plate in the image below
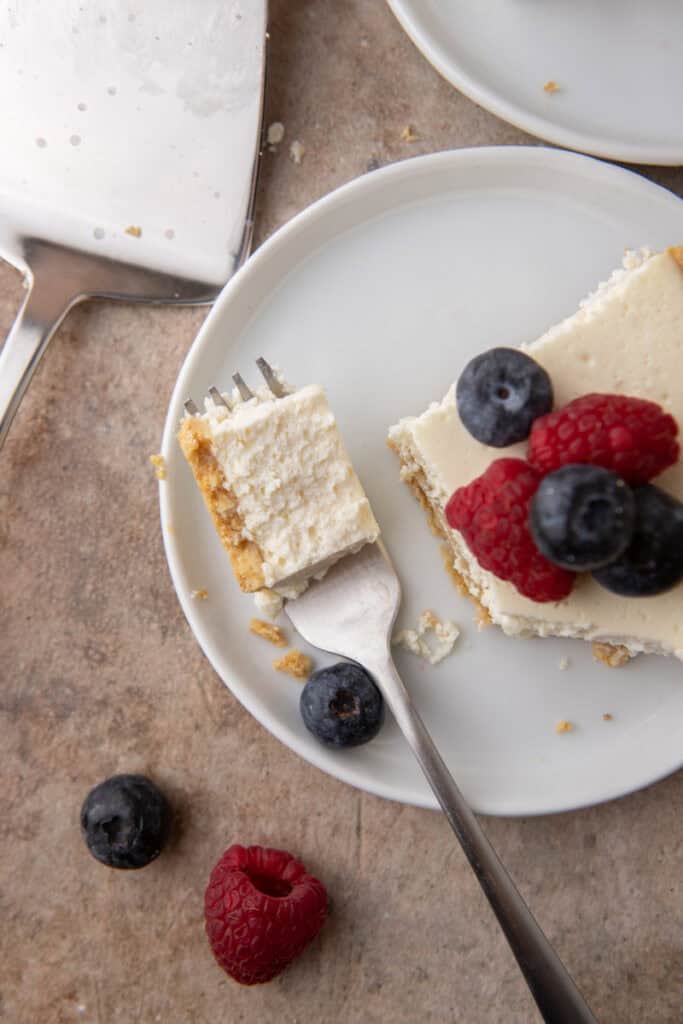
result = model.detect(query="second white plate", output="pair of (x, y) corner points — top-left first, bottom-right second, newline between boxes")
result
(388, 0), (683, 165)
(160, 147), (683, 815)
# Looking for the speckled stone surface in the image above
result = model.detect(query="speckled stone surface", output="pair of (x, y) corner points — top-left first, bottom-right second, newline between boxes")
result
(1, 3), (682, 1022)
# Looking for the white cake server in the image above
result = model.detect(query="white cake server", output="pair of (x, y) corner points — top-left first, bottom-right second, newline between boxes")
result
(0, 0), (267, 449)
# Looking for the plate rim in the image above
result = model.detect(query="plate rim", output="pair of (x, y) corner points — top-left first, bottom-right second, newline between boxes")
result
(160, 145), (683, 816)
(386, 0), (683, 167)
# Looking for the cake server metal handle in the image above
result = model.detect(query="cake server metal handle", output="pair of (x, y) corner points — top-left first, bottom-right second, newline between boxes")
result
(286, 542), (597, 1024)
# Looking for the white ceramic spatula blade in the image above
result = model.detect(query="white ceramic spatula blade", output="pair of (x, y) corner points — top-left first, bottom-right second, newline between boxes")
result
(0, 0), (267, 447)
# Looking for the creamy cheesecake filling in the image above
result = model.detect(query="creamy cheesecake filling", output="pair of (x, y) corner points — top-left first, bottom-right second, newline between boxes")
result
(389, 248), (683, 661)
(186, 382), (379, 597)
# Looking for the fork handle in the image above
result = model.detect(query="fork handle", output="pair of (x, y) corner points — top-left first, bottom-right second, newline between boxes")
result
(0, 272), (80, 451)
(366, 651), (597, 1024)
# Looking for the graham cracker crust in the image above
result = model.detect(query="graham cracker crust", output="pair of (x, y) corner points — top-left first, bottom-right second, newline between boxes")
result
(667, 245), (683, 272)
(388, 438), (629, 664)
(177, 417), (265, 592)
(388, 437), (491, 628)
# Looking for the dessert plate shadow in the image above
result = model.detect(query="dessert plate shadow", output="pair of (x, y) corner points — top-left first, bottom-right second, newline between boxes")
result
(160, 147), (683, 815)
(387, 0), (683, 165)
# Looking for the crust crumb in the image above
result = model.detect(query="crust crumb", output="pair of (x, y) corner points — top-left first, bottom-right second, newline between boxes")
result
(125, 224), (142, 237)
(543, 80), (560, 93)
(555, 719), (574, 734)
(273, 649), (312, 680)
(592, 642), (632, 668)
(149, 453), (167, 480)
(177, 417), (265, 592)
(667, 245), (683, 271)
(602, 713), (613, 722)
(400, 125), (418, 142)
(250, 618), (287, 647)
(191, 588), (209, 600)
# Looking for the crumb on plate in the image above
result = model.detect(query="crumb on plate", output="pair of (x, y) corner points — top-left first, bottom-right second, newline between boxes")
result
(250, 618), (287, 647)
(602, 713), (613, 722)
(558, 656), (570, 671)
(191, 588), (209, 601)
(392, 609), (460, 666)
(543, 80), (560, 93)
(555, 719), (574, 734)
(592, 642), (632, 668)
(149, 453), (167, 480)
(273, 649), (312, 680)
(125, 224), (142, 237)
(253, 588), (284, 619)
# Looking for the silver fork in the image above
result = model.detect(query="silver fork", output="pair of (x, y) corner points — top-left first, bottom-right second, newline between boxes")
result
(286, 542), (598, 1024)
(183, 356), (284, 416)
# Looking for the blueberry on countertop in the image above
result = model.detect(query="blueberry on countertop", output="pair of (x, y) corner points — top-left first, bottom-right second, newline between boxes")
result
(80, 774), (171, 869)
(300, 662), (384, 748)
(456, 347), (553, 447)
(593, 484), (683, 596)
(530, 464), (635, 571)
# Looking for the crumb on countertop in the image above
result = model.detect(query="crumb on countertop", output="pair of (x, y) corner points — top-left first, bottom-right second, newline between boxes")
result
(543, 80), (560, 93)
(250, 619), (287, 647)
(125, 224), (142, 237)
(592, 642), (632, 668)
(602, 713), (613, 722)
(149, 453), (167, 480)
(267, 121), (285, 146)
(191, 588), (209, 601)
(273, 649), (312, 680)
(289, 139), (305, 164)
(558, 656), (570, 671)
(400, 125), (418, 142)
(555, 719), (574, 734)
(392, 609), (460, 666)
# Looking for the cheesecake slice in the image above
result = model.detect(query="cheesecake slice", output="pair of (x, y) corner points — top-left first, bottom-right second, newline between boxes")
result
(389, 247), (683, 662)
(179, 376), (379, 611)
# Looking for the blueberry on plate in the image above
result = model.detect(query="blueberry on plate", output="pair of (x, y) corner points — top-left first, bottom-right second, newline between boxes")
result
(80, 774), (171, 869)
(456, 347), (553, 447)
(300, 662), (384, 748)
(593, 484), (683, 596)
(530, 464), (635, 571)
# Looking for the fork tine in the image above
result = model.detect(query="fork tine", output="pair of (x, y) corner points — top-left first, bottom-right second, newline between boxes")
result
(256, 357), (286, 397)
(184, 398), (199, 416)
(208, 386), (231, 410)
(232, 372), (254, 401)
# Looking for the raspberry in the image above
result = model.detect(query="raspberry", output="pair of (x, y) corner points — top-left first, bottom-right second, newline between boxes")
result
(204, 844), (327, 985)
(445, 458), (575, 602)
(528, 393), (679, 484)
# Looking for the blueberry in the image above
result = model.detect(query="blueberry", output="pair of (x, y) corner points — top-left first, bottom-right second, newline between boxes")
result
(300, 662), (384, 748)
(530, 464), (635, 571)
(80, 774), (171, 869)
(593, 484), (683, 596)
(456, 348), (553, 447)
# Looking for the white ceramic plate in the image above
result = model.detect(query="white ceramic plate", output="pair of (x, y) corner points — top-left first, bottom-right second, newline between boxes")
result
(388, 0), (683, 165)
(160, 147), (683, 816)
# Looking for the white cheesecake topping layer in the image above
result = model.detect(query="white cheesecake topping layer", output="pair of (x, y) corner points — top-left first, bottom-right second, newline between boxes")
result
(389, 249), (683, 660)
(203, 383), (379, 590)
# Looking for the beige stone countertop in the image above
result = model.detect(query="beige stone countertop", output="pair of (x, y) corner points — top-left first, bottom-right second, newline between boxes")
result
(1, 2), (681, 1022)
